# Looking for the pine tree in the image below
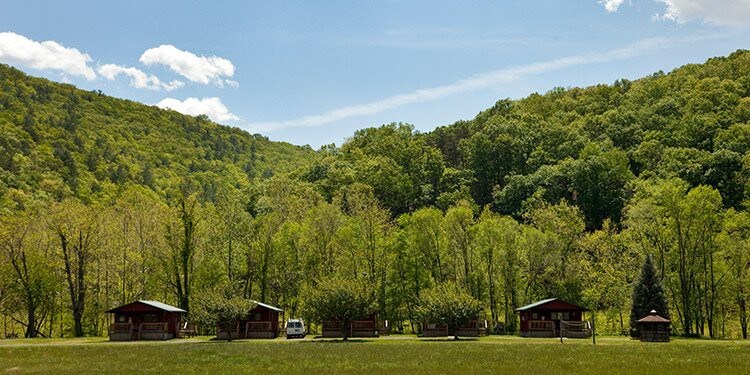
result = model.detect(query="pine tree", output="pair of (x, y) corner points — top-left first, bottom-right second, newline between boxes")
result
(630, 255), (670, 337)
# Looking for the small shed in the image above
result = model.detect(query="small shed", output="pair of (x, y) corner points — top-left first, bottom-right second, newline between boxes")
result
(516, 298), (590, 338)
(637, 310), (670, 342)
(106, 300), (186, 341)
(217, 301), (283, 340)
(322, 313), (379, 338)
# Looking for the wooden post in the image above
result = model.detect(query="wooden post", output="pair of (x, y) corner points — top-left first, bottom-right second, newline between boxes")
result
(592, 312), (596, 345)
(560, 320), (563, 343)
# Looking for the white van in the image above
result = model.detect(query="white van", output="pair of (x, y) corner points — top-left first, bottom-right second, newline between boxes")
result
(286, 319), (305, 339)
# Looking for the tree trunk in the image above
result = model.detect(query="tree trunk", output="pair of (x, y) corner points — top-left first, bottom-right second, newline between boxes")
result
(25, 307), (36, 338)
(739, 297), (748, 339)
(60, 231), (87, 337)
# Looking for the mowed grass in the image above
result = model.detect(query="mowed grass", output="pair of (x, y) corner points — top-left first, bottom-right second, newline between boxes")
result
(1, 335), (749, 374)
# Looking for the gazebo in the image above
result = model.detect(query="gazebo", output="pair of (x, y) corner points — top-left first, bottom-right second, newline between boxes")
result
(637, 310), (670, 342)
(516, 298), (591, 338)
(106, 300), (186, 341)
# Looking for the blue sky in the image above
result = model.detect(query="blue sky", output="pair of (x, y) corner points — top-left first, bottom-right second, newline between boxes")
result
(1, 1), (749, 148)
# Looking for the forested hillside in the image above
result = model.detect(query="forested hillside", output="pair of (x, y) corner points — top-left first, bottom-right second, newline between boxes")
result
(0, 63), (315, 209)
(2, 51), (750, 340)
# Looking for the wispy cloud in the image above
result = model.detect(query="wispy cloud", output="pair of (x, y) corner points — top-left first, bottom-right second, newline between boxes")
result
(0, 32), (96, 80)
(335, 28), (534, 50)
(246, 36), (697, 133)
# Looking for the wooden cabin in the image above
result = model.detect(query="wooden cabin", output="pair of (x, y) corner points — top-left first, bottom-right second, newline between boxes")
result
(516, 298), (590, 338)
(106, 300), (186, 341)
(322, 313), (379, 338)
(217, 301), (283, 340)
(423, 319), (488, 337)
(637, 310), (671, 342)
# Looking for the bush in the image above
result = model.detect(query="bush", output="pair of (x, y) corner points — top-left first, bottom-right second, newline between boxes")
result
(304, 277), (376, 341)
(192, 289), (254, 341)
(418, 283), (483, 340)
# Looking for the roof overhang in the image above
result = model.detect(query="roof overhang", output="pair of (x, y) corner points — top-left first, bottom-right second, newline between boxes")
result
(515, 298), (589, 312)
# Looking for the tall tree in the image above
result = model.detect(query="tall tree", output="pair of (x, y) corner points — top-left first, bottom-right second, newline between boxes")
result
(50, 199), (100, 337)
(443, 203), (476, 295)
(719, 209), (750, 339)
(0, 213), (56, 338)
(164, 190), (201, 313)
(630, 255), (670, 337)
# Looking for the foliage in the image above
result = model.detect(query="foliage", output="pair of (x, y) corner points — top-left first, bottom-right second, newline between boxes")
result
(303, 277), (375, 340)
(418, 282), (483, 339)
(192, 289), (254, 342)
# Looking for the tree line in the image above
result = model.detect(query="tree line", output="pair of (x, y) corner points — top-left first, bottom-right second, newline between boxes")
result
(1, 176), (748, 339)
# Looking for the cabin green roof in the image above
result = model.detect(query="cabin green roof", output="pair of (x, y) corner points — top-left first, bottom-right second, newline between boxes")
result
(515, 298), (588, 312)
(252, 300), (284, 312)
(516, 298), (558, 311)
(105, 300), (186, 313)
(139, 300), (187, 313)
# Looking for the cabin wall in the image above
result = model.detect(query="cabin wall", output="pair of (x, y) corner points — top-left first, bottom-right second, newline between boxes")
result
(519, 306), (584, 334)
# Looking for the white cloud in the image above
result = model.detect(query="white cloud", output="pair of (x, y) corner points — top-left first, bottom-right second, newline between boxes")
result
(98, 63), (183, 91)
(600, 0), (627, 12)
(600, 0), (750, 27)
(0, 32), (96, 80)
(655, 0), (750, 27)
(247, 36), (686, 133)
(156, 97), (239, 123)
(140, 45), (235, 86)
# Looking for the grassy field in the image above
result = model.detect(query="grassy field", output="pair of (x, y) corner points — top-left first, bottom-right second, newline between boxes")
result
(1, 335), (748, 374)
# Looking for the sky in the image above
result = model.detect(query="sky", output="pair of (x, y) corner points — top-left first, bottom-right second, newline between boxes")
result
(1, 1), (749, 149)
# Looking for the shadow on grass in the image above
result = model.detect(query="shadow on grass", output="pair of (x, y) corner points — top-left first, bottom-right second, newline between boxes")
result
(205, 337), (260, 343)
(419, 337), (480, 342)
(304, 337), (374, 343)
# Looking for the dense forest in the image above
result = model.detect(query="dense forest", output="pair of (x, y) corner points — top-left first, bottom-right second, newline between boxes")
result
(1, 50), (749, 339)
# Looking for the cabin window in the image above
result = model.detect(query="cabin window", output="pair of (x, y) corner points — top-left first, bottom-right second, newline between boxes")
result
(551, 312), (571, 320)
(250, 313), (261, 321)
(531, 313), (538, 319)
(117, 315), (126, 323)
(143, 314), (158, 323)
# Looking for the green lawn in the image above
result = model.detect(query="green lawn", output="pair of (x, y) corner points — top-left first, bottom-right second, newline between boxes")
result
(1, 335), (748, 374)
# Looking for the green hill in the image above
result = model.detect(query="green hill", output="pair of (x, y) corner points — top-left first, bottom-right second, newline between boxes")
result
(0, 64), (316, 207)
(424, 49), (750, 228)
(299, 49), (750, 228)
(2, 49), (750, 228)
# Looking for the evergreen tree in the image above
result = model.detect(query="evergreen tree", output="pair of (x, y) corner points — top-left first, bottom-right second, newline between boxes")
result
(630, 255), (669, 337)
